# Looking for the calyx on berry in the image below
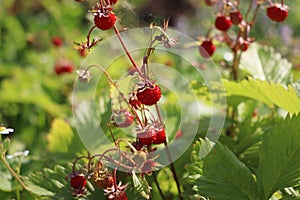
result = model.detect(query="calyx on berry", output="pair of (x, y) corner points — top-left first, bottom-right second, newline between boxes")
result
(266, 4), (288, 22)
(136, 84), (161, 106)
(199, 39), (216, 58)
(91, 4), (116, 30)
(215, 15), (232, 31)
(111, 110), (134, 128)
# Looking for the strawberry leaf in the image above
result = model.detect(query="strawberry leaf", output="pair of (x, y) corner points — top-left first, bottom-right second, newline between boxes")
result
(223, 78), (300, 114)
(185, 138), (259, 200)
(257, 115), (300, 200)
(240, 43), (292, 84)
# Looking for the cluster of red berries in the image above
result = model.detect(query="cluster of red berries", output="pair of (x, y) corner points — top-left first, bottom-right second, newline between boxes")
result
(199, 0), (288, 58)
(69, 161), (128, 199)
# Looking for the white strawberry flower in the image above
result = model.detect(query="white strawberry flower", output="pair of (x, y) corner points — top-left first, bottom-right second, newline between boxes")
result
(0, 125), (14, 135)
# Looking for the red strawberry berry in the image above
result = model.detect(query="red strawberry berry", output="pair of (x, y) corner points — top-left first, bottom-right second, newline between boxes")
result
(215, 15), (232, 31)
(267, 4), (288, 22)
(138, 130), (155, 146)
(230, 11), (243, 25)
(199, 39), (216, 58)
(105, 0), (118, 5)
(55, 60), (74, 75)
(52, 36), (63, 47)
(136, 85), (161, 106)
(240, 40), (250, 51)
(70, 174), (87, 189)
(152, 128), (166, 144)
(112, 110), (134, 128)
(129, 96), (142, 109)
(94, 13), (117, 30)
(94, 175), (114, 189)
(113, 191), (128, 200)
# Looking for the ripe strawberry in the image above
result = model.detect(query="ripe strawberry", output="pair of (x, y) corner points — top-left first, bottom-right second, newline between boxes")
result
(70, 174), (87, 189)
(112, 110), (134, 128)
(138, 130), (155, 146)
(94, 13), (117, 30)
(136, 85), (161, 106)
(55, 60), (74, 75)
(230, 11), (243, 25)
(199, 39), (216, 58)
(267, 4), (288, 22)
(215, 15), (232, 31)
(131, 141), (143, 151)
(105, 0), (118, 5)
(129, 96), (142, 109)
(52, 36), (63, 47)
(152, 128), (166, 144)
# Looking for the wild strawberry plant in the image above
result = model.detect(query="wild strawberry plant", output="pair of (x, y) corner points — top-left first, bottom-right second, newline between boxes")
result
(0, 0), (300, 200)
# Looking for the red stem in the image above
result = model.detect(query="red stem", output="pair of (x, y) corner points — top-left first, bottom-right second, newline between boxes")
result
(113, 25), (144, 78)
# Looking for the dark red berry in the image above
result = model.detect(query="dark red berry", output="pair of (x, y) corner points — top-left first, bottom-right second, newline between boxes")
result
(55, 60), (74, 75)
(105, 0), (118, 5)
(136, 85), (161, 106)
(131, 141), (143, 151)
(204, 0), (217, 6)
(114, 191), (128, 200)
(138, 130), (155, 146)
(230, 11), (243, 25)
(240, 40), (250, 51)
(152, 128), (166, 144)
(267, 4), (288, 22)
(70, 174), (87, 189)
(215, 15), (232, 31)
(129, 96), (142, 109)
(94, 13), (117, 30)
(94, 175), (114, 189)
(52, 36), (63, 47)
(199, 40), (216, 58)
(112, 110), (134, 128)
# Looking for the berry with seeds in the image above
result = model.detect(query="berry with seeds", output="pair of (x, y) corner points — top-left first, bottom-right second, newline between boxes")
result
(230, 11), (243, 25)
(199, 39), (216, 58)
(129, 96), (142, 109)
(94, 13), (117, 30)
(112, 110), (134, 128)
(138, 129), (155, 146)
(152, 128), (166, 144)
(215, 15), (232, 31)
(267, 4), (288, 22)
(136, 85), (161, 106)
(70, 174), (87, 189)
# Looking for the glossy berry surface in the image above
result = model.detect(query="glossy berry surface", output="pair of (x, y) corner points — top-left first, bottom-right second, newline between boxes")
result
(129, 97), (142, 109)
(136, 85), (161, 106)
(199, 40), (216, 58)
(152, 129), (166, 144)
(215, 16), (232, 31)
(267, 5), (288, 22)
(230, 11), (243, 25)
(70, 174), (87, 189)
(138, 130), (155, 146)
(112, 110), (134, 128)
(94, 13), (117, 30)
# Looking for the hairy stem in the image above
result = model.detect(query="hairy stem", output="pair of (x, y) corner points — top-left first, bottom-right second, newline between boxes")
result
(152, 171), (165, 200)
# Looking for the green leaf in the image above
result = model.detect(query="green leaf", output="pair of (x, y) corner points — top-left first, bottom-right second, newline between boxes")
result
(223, 78), (300, 114)
(132, 171), (151, 199)
(25, 181), (55, 196)
(47, 119), (74, 153)
(257, 115), (300, 200)
(240, 43), (292, 84)
(186, 139), (259, 200)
